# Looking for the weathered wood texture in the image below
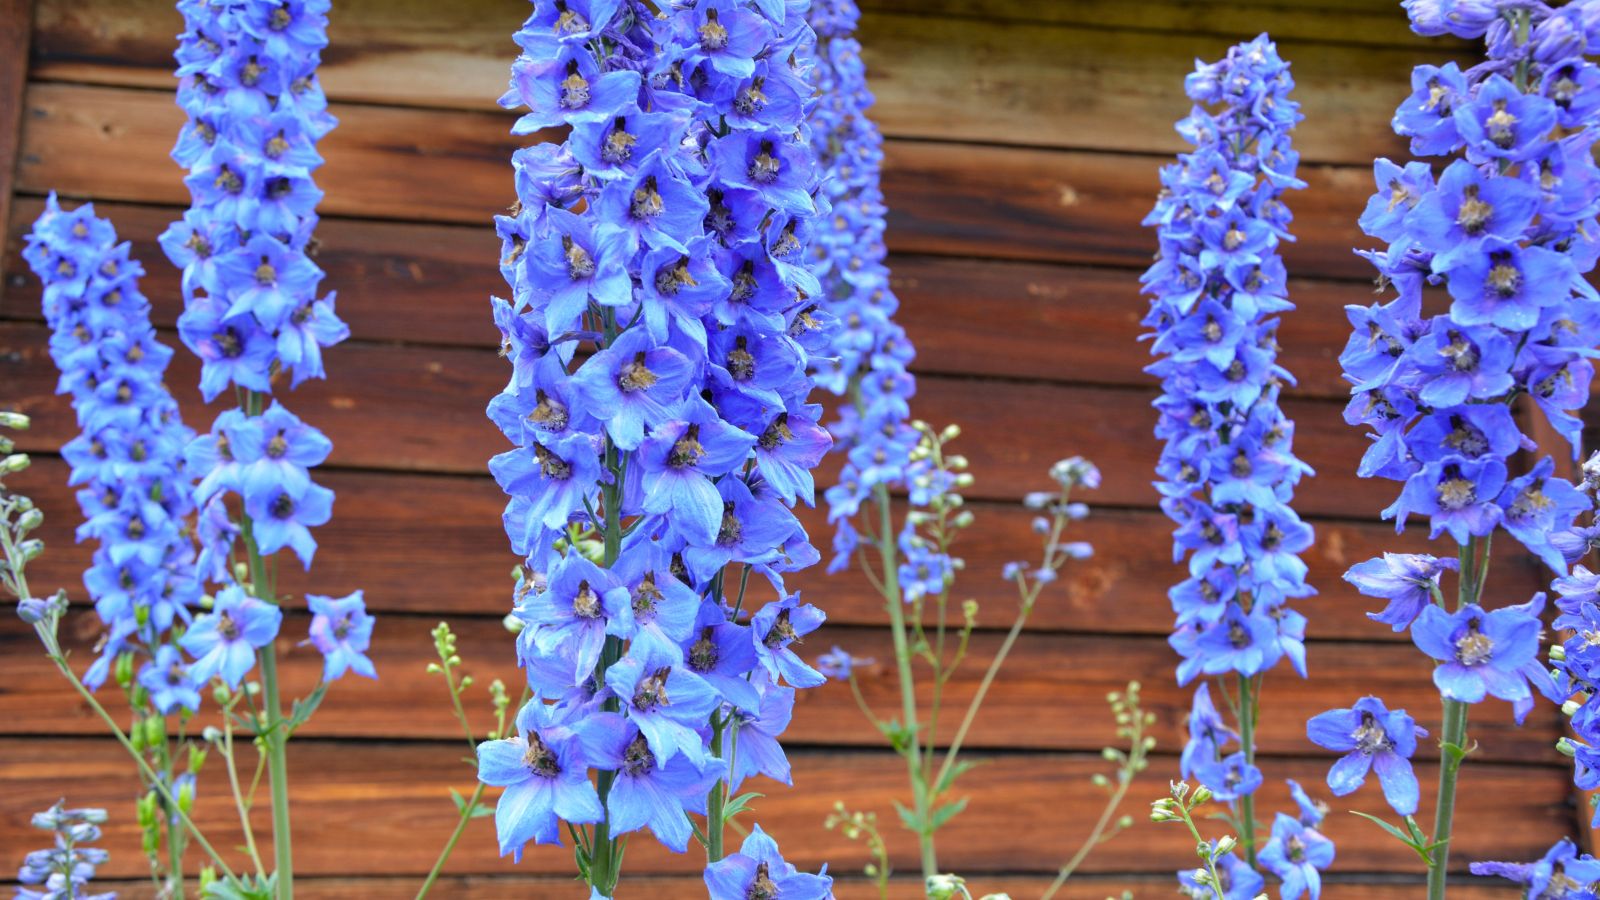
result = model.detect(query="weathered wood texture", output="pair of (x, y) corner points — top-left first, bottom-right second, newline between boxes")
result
(0, 0), (1585, 893)
(0, 0), (33, 284)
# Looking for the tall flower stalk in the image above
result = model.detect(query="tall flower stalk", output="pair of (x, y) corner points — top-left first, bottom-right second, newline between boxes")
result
(1327, 2), (1600, 896)
(1143, 34), (1330, 896)
(157, 1), (365, 896)
(21, 195), (204, 894)
(475, 1), (834, 895)
(807, 1), (1146, 893)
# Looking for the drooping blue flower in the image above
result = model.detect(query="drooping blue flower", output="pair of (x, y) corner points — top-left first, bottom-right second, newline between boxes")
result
(1471, 838), (1600, 899)
(1306, 696), (1425, 816)
(1257, 813), (1335, 900)
(138, 644), (203, 714)
(1348, 554), (1457, 635)
(703, 825), (832, 900)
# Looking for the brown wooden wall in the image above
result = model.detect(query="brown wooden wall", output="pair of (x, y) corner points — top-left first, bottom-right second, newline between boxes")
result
(0, 0), (1584, 896)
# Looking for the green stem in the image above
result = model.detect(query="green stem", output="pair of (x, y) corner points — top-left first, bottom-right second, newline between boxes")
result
(223, 713), (268, 876)
(707, 713), (727, 863)
(1237, 674), (1259, 868)
(874, 483), (937, 880)
(415, 781), (487, 900)
(588, 439), (626, 894)
(1428, 698), (1469, 900)
(258, 645), (293, 900)
(1038, 767), (1133, 900)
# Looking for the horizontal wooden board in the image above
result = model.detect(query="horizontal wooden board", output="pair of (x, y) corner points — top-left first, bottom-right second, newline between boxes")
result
(53, 875), (1525, 900)
(0, 738), (1576, 879)
(11, 83), (1387, 281)
(1, 198), (1369, 397)
(0, 319), (1407, 518)
(0, 610), (1561, 761)
(9, 456), (1547, 639)
(27, 0), (1434, 165)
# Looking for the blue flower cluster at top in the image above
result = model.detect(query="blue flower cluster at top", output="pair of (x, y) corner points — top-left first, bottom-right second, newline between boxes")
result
(23, 196), (202, 699)
(158, 0), (366, 689)
(804, 0), (934, 587)
(1344, 1), (1600, 572)
(1143, 32), (1314, 787)
(15, 802), (115, 900)
(474, 0), (834, 889)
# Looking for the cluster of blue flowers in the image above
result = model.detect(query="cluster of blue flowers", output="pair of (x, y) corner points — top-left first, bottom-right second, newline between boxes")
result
(476, 0), (834, 892)
(1323, 1), (1600, 891)
(806, 0), (944, 588)
(23, 196), (202, 700)
(1144, 35), (1328, 895)
(159, 0), (371, 689)
(15, 802), (115, 900)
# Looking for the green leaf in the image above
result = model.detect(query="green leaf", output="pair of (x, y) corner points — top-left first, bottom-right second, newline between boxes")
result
(927, 796), (969, 833)
(892, 798), (918, 832)
(449, 787), (469, 813)
(935, 759), (984, 796)
(203, 874), (275, 900)
(470, 801), (493, 819)
(1349, 811), (1434, 866)
(285, 680), (330, 735)
(720, 791), (764, 822)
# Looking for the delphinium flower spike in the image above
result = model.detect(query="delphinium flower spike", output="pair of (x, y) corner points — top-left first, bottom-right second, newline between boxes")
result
(475, 1), (835, 895)
(21, 196), (207, 888)
(1143, 34), (1323, 890)
(160, 0), (365, 893)
(1330, 3), (1600, 896)
(14, 802), (116, 900)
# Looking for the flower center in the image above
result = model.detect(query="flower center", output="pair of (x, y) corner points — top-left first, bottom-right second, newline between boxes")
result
(1455, 625), (1494, 666)
(1353, 711), (1392, 755)
(669, 425), (706, 469)
(1486, 257), (1520, 298)
(1484, 101), (1518, 150)
(562, 235), (595, 280)
(1456, 186), (1492, 234)
(529, 390), (569, 432)
(699, 10), (729, 50)
(572, 580), (601, 618)
(632, 573), (662, 618)
(759, 413), (792, 450)
(1435, 472), (1476, 511)
(622, 733), (655, 777)
(523, 732), (562, 777)
(690, 627), (719, 672)
(532, 443), (572, 480)
(764, 609), (797, 648)
(631, 177), (665, 220)
(602, 118), (637, 164)
(560, 63), (591, 109)
(618, 353), (659, 392)
(632, 666), (672, 711)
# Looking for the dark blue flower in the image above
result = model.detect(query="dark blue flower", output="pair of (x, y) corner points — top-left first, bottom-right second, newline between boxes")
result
(1306, 696), (1425, 816)
(181, 585), (283, 689)
(1412, 602), (1543, 719)
(703, 825), (831, 900)
(306, 591), (376, 682)
(1258, 813), (1334, 900)
(477, 699), (605, 860)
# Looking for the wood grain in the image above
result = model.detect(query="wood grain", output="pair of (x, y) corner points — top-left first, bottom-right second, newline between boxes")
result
(0, 739), (1575, 879)
(0, 0), (34, 285)
(25, 0), (1438, 164)
(12, 83), (1387, 281)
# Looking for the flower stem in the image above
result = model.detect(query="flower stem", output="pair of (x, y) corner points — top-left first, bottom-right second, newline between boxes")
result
(258, 644), (293, 900)
(874, 483), (938, 880)
(706, 712), (727, 863)
(1428, 698), (1469, 899)
(415, 781), (486, 900)
(1237, 674), (1258, 867)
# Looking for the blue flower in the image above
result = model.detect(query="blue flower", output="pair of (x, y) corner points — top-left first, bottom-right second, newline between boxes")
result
(1411, 601), (1544, 720)
(181, 586), (283, 689)
(1454, 74), (1558, 162)
(751, 594), (826, 688)
(703, 825), (831, 900)
(585, 714), (725, 854)
(1178, 850), (1263, 900)
(1471, 838), (1600, 899)
(603, 641), (720, 766)
(1285, 778), (1328, 827)
(1345, 553), (1458, 631)
(306, 591), (377, 682)
(1306, 696), (1425, 816)
(1257, 813), (1334, 900)
(477, 700), (605, 861)
(1406, 159), (1539, 270)
(138, 645), (202, 714)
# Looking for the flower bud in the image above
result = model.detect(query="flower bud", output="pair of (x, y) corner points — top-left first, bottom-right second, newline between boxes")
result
(1215, 834), (1238, 855)
(925, 874), (966, 900)
(1, 453), (31, 473)
(114, 652), (136, 689)
(15, 508), (42, 533)
(1191, 785), (1213, 805)
(0, 412), (30, 430)
(16, 598), (50, 624)
(16, 539), (43, 562)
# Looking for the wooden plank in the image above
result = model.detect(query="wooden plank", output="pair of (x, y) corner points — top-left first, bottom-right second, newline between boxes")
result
(0, 0), (34, 288)
(11, 82), (1385, 282)
(0, 611), (1560, 761)
(0, 318), (1401, 517)
(0, 199), (1367, 397)
(10, 456), (1545, 640)
(62, 875), (1521, 900)
(0, 738), (1575, 878)
(26, 0), (1436, 164)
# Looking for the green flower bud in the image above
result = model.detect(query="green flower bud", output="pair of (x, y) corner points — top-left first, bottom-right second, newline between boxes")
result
(0, 412), (30, 430)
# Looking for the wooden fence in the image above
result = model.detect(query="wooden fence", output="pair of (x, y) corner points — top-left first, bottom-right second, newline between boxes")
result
(0, 0), (1583, 895)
